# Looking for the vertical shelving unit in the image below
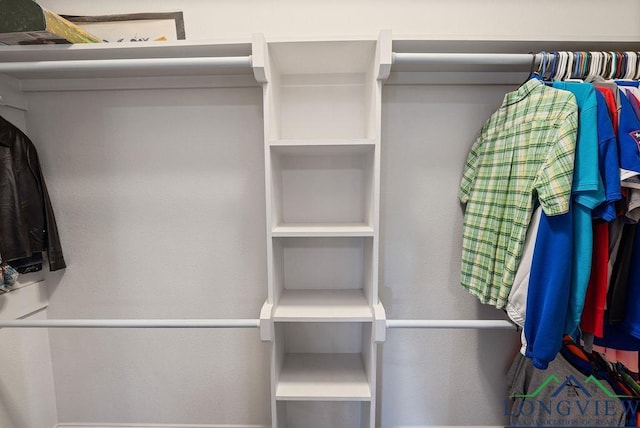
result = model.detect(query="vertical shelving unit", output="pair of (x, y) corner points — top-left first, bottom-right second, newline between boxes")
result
(253, 32), (390, 428)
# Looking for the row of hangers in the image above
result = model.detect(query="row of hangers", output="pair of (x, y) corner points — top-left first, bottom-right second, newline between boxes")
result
(533, 51), (640, 82)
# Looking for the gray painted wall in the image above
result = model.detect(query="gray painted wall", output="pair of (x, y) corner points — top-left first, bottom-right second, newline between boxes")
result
(24, 83), (520, 426)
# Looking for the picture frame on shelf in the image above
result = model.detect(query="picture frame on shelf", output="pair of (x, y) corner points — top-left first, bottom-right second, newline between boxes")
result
(61, 12), (186, 43)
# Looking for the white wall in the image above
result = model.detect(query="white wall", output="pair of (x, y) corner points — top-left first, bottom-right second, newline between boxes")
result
(26, 87), (271, 425)
(36, 0), (640, 42)
(379, 84), (521, 426)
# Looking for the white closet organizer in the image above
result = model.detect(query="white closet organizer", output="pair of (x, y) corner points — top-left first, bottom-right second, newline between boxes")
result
(252, 33), (390, 428)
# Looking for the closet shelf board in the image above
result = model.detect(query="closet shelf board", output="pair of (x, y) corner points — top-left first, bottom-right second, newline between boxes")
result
(271, 223), (374, 237)
(276, 353), (371, 401)
(273, 289), (372, 322)
(269, 138), (376, 148)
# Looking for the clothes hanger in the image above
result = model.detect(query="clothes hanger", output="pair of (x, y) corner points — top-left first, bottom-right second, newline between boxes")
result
(548, 52), (559, 81)
(585, 51), (600, 82)
(602, 52), (612, 79)
(538, 52), (548, 79)
(608, 52), (618, 80)
(574, 52), (583, 79)
(523, 51), (538, 83)
(579, 52), (589, 79)
(582, 52), (592, 79)
(621, 52), (631, 80)
(569, 51), (586, 81)
(565, 52), (585, 82)
(621, 53), (629, 79)
(564, 51), (574, 80)
(616, 52), (627, 79)
(627, 52), (638, 80)
(555, 51), (567, 81)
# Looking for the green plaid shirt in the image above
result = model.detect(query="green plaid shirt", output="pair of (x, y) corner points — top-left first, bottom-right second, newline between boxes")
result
(459, 79), (578, 308)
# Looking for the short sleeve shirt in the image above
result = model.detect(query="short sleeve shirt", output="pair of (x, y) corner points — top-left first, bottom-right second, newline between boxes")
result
(459, 79), (578, 308)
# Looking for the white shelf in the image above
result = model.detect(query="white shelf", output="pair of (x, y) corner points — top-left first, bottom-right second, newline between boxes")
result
(276, 353), (371, 401)
(274, 290), (372, 322)
(272, 223), (374, 237)
(269, 138), (376, 148)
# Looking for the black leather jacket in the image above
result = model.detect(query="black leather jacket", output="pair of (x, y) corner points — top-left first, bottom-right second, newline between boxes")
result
(0, 115), (65, 271)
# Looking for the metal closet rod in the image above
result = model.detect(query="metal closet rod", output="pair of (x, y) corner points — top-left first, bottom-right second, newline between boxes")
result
(391, 52), (540, 67)
(0, 52), (539, 73)
(0, 56), (253, 73)
(0, 318), (516, 329)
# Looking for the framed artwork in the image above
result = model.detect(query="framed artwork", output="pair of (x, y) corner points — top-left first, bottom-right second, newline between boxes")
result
(61, 12), (186, 43)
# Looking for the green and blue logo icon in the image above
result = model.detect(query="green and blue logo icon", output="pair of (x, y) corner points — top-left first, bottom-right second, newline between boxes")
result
(510, 374), (632, 399)
(505, 374), (636, 427)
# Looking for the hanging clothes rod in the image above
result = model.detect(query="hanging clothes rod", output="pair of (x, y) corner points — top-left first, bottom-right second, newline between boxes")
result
(392, 52), (539, 68)
(0, 56), (253, 74)
(387, 319), (516, 329)
(0, 319), (260, 328)
(0, 318), (515, 329)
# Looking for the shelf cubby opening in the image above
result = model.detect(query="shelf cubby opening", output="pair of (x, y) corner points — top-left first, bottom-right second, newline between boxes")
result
(273, 323), (374, 402)
(270, 236), (375, 313)
(270, 144), (375, 230)
(266, 40), (377, 141)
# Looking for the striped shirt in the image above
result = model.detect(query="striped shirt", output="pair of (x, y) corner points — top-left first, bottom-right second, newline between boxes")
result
(459, 79), (578, 308)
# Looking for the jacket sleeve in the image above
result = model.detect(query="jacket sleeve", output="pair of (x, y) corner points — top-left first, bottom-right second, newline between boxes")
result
(27, 143), (66, 271)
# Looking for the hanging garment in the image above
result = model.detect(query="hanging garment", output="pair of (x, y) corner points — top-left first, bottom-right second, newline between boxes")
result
(522, 206), (573, 369)
(551, 81), (605, 337)
(616, 91), (640, 176)
(0, 115), (65, 272)
(506, 82), (602, 369)
(594, 221), (640, 352)
(582, 89), (621, 339)
(582, 222), (610, 338)
(459, 79), (577, 308)
(506, 206), (543, 327)
(592, 89), (622, 222)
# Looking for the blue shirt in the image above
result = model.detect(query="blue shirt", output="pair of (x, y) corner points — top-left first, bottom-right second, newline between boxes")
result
(618, 91), (640, 174)
(615, 80), (640, 88)
(592, 90), (622, 221)
(524, 206), (572, 369)
(523, 82), (604, 368)
(552, 82), (605, 336)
